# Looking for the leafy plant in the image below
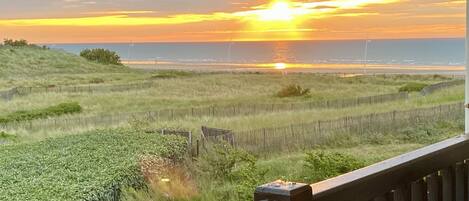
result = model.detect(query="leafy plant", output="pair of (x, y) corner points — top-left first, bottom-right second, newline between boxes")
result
(123, 156), (198, 201)
(197, 144), (266, 201)
(89, 77), (105, 84)
(150, 71), (194, 79)
(3, 39), (29, 47)
(398, 82), (428, 92)
(1, 39), (47, 49)
(80, 48), (123, 65)
(0, 102), (82, 124)
(0, 128), (188, 201)
(0, 131), (16, 144)
(302, 151), (365, 182)
(277, 84), (310, 98)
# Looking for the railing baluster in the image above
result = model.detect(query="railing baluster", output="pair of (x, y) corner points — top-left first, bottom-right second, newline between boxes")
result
(454, 162), (466, 201)
(441, 168), (454, 201)
(394, 185), (411, 201)
(411, 179), (427, 201)
(427, 173), (442, 201)
(373, 193), (393, 201)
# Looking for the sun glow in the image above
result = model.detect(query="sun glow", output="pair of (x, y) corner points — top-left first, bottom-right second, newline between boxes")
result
(274, 63), (287, 69)
(258, 1), (294, 21)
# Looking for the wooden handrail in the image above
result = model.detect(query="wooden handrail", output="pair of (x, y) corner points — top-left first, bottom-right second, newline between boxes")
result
(255, 134), (469, 201)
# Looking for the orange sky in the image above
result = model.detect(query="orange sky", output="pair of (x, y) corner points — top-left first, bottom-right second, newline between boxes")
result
(0, 0), (465, 43)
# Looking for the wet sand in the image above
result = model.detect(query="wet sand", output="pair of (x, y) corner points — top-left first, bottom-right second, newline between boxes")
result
(125, 61), (465, 75)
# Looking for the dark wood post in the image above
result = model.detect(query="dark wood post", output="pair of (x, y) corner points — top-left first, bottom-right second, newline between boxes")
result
(254, 181), (312, 201)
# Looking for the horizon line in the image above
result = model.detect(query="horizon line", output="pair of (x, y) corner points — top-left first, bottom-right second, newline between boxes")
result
(35, 36), (465, 45)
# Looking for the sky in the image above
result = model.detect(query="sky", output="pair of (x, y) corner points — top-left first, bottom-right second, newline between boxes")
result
(0, 0), (465, 43)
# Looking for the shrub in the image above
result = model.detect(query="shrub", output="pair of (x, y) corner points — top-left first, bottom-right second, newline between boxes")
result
(277, 84), (310, 98)
(3, 39), (29, 47)
(0, 131), (16, 144)
(303, 151), (365, 182)
(150, 71), (194, 79)
(80, 48), (122, 65)
(197, 144), (266, 201)
(0, 128), (188, 201)
(89, 77), (105, 84)
(123, 156), (199, 201)
(0, 102), (82, 124)
(398, 82), (428, 93)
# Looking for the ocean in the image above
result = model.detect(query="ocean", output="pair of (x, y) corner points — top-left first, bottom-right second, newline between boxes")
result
(47, 38), (465, 72)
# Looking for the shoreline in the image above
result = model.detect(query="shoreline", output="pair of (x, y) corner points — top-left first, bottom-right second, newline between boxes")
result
(125, 61), (465, 75)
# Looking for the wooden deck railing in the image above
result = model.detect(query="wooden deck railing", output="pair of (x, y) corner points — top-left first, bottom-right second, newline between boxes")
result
(255, 134), (469, 201)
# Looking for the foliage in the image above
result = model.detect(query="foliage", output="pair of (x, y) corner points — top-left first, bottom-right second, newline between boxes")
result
(0, 131), (16, 144)
(302, 151), (365, 182)
(2, 39), (48, 49)
(123, 157), (198, 201)
(89, 77), (105, 84)
(0, 128), (187, 201)
(0, 102), (82, 124)
(196, 144), (266, 201)
(150, 71), (194, 79)
(398, 82), (428, 92)
(80, 48), (123, 65)
(277, 84), (310, 98)
(3, 39), (29, 47)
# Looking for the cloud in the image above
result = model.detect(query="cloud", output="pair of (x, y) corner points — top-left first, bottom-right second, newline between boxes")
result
(0, 0), (465, 42)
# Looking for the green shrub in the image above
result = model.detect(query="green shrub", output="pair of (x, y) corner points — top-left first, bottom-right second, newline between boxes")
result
(197, 144), (266, 201)
(1, 39), (47, 49)
(150, 71), (194, 79)
(303, 151), (365, 182)
(277, 84), (310, 98)
(80, 48), (122, 65)
(0, 131), (16, 143)
(0, 102), (82, 124)
(89, 77), (105, 84)
(0, 128), (188, 200)
(3, 39), (29, 47)
(398, 82), (428, 92)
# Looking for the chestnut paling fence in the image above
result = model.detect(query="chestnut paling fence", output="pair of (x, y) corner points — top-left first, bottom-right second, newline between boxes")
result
(0, 78), (463, 102)
(0, 92), (408, 132)
(421, 79), (465, 96)
(235, 102), (464, 154)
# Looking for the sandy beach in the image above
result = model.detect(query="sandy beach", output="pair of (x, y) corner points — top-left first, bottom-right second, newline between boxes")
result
(125, 61), (465, 75)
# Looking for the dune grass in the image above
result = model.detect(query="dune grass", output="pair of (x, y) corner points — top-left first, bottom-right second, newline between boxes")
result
(0, 46), (132, 88)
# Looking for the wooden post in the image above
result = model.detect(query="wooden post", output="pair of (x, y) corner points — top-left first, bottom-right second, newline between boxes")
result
(263, 128), (266, 153)
(254, 181), (312, 201)
(196, 140), (200, 157)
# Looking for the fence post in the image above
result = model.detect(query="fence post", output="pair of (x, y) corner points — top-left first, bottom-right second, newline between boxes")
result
(263, 128), (266, 153)
(196, 140), (200, 157)
(254, 181), (312, 201)
(188, 131), (193, 156)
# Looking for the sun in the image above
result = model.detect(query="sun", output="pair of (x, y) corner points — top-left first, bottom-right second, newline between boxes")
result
(258, 1), (295, 21)
(274, 63), (287, 69)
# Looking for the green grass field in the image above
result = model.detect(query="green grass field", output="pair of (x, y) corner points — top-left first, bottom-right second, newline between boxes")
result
(0, 46), (465, 201)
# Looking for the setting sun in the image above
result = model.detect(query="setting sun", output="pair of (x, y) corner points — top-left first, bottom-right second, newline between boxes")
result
(258, 1), (295, 21)
(274, 63), (287, 69)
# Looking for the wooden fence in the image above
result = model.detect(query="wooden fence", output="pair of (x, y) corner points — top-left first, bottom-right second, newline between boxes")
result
(421, 80), (465, 96)
(15, 82), (155, 95)
(0, 92), (409, 132)
(235, 102), (464, 154)
(0, 88), (18, 101)
(201, 126), (235, 146)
